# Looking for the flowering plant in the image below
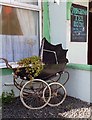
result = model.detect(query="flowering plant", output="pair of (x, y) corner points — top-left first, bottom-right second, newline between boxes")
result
(15, 56), (44, 80)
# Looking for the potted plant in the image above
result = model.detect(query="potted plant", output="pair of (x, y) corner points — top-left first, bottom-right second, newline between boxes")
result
(15, 56), (44, 81)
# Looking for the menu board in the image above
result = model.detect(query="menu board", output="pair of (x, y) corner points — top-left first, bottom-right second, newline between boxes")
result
(71, 4), (87, 42)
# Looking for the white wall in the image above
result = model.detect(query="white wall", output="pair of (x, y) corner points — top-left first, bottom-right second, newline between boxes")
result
(0, 76), (2, 96)
(64, 68), (91, 103)
(49, 1), (89, 64)
(1, 69), (91, 103)
(90, 72), (92, 103)
(66, 1), (89, 64)
(49, 2), (67, 48)
(49, 1), (91, 103)
(1, 75), (20, 97)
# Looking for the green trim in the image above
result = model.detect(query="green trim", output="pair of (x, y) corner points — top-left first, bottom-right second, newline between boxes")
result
(1, 63), (92, 76)
(0, 69), (2, 76)
(66, 0), (73, 20)
(43, 0), (51, 42)
(1, 68), (13, 76)
(67, 63), (92, 71)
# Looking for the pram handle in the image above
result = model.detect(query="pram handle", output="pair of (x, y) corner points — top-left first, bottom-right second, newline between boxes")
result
(0, 58), (12, 69)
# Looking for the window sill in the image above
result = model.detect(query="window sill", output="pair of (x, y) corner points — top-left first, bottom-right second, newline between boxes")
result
(0, 62), (18, 69)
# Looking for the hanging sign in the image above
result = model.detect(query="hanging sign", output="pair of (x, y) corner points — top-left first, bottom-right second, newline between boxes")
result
(71, 4), (87, 42)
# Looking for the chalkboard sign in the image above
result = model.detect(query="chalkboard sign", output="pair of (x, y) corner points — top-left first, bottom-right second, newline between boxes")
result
(71, 4), (87, 42)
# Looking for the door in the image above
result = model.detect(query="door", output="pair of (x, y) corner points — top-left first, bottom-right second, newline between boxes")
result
(88, 12), (92, 65)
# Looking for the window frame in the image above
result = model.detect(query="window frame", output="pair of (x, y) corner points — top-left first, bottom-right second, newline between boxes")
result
(0, 0), (41, 9)
(0, 0), (42, 68)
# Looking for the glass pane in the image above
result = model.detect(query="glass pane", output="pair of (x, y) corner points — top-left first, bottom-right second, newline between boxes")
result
(14, 0), (38, 5)
(0, 5), (40, 62)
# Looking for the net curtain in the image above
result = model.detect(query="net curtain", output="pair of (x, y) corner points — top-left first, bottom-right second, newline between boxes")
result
(1, 6), (39, 62)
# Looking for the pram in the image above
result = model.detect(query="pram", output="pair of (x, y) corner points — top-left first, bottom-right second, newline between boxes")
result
(1, 37), (69, 110)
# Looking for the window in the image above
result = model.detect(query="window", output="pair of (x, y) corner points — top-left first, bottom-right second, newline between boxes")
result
(0, 1), (41, 63)
(1, 0), (40, 8)
(14, 0), (38, 5)
(1, 0), (38, 5)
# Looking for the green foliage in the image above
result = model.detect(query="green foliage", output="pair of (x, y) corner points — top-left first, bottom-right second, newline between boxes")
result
(2, 89), (15, 104)
(16, 56), (44, 78)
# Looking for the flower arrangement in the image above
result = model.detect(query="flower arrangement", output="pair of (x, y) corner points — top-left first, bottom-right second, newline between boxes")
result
(15, 56), (44, 80)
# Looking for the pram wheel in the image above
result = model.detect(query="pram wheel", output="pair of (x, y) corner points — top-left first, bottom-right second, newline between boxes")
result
(43, 82), (66, 107)
(20, 79), (51, 110)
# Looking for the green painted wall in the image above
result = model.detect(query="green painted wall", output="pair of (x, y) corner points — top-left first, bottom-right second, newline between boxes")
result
(43, 0), (51, 42)
(1, 68), (13, 76)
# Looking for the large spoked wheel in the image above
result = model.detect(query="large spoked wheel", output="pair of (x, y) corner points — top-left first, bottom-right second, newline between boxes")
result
(43, 82), (67, 107)
(20, 79), (51, 110)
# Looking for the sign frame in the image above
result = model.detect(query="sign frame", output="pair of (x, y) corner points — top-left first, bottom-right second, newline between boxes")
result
(71, 4), (87, 42)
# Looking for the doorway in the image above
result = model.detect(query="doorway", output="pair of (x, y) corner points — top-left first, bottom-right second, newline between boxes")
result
(88, 3), (92, 65)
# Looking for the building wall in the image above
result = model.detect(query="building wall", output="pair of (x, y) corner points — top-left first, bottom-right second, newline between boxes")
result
(49, 2), (67, 48)
(0, 1), (91, 103)
(49, 1), (89, 64)
(66, 1), (89, 64)
(48, 1), (91, 103)
(65, 68), (91, 103)
(0, 76), (2, 96)
(2, 74), (20, 96)
(66, 0), (91, 102)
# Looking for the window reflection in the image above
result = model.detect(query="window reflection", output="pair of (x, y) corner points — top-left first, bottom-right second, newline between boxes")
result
(2, 6), (23, 35)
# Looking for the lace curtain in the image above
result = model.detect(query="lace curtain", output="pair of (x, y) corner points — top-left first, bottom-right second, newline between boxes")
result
(1, 6), (39, 62)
